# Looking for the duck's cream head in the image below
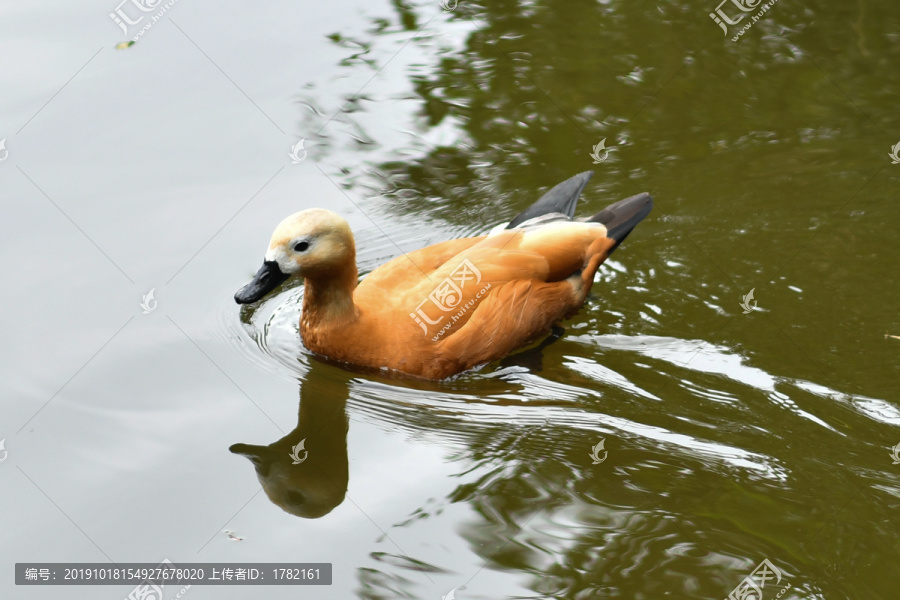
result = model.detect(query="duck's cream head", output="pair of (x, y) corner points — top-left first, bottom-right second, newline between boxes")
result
(234, 208), (355, 304)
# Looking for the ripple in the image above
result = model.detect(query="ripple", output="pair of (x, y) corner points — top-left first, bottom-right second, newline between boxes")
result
(220, 281), (309, 380)
(571, 333), (779, 391)
(791, 380), (900, 426)
(565, 355), (661, 401)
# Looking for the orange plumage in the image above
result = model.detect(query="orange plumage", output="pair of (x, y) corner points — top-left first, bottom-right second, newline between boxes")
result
(236, 172), (652, 379)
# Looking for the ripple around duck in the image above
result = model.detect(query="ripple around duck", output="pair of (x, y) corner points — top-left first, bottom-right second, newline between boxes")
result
(565, 355), (662, 401)
(569, 333), (780, 391)
(348, 380), (787, 484)
(567, 332), (895, 433)
(220, 280), (309, 380)
(223, 274), (893, 492)
(790, 380), (900, 427)
(223, 301), (791, 481)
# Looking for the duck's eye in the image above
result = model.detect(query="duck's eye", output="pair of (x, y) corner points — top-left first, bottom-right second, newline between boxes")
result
(293, 241), (309, 252)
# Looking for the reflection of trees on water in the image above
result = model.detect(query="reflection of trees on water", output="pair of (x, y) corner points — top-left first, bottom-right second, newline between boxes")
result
(350, 382), (844, 599)
(308, 0), (900, 233)
(291, 0), (900, 597)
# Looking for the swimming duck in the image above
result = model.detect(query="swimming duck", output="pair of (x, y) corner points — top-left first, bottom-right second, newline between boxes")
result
(235, 172), (652, 379)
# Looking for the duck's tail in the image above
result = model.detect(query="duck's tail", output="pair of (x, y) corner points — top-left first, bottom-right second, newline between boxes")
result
(504, 171), (653, 253)
(588, 192), (653, 253)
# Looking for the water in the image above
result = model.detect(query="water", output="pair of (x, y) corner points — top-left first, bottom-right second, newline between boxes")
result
(2, 0), (899, 598)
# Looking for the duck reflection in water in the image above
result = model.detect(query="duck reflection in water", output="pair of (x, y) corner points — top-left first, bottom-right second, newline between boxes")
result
(230, 367), (349, 519)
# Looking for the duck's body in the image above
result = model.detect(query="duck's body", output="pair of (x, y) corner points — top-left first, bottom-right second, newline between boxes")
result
(236, 172), (652, 379)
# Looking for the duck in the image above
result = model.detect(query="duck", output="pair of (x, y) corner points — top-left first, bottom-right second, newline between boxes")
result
(235, 171), (652, 379)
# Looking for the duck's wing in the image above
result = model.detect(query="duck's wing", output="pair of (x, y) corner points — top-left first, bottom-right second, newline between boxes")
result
(357, 236), (486, 296)
(376, 223), (608, 338)
(436, 279), (571, 370)
(434, 257), (607, 376)
(505, 171), (593, 229)
(478, 223), (610, 282)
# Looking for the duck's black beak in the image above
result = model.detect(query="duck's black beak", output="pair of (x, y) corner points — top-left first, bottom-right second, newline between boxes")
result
(234, 260), (289, 304)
